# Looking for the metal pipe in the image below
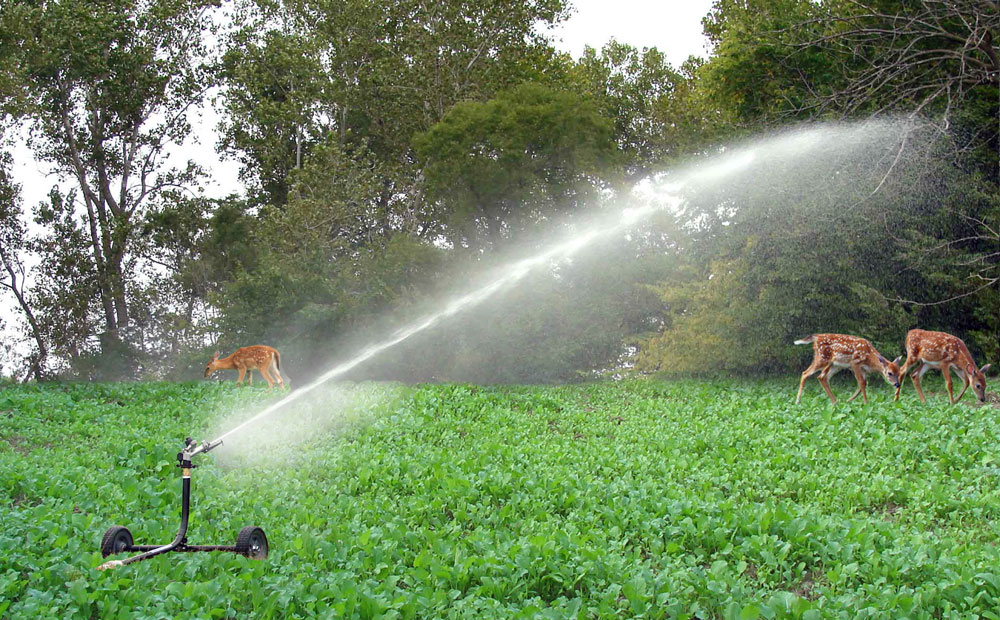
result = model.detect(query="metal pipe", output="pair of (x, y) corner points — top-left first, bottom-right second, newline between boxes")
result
(96, 461), (192, 569)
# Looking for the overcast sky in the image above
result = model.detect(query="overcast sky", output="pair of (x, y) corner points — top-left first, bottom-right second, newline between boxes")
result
(552, 0), (714, 66)
(2, 0), (716, 372)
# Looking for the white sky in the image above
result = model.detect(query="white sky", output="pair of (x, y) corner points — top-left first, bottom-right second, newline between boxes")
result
(551, 0), (714, 66)
(1, 0), (715, 375)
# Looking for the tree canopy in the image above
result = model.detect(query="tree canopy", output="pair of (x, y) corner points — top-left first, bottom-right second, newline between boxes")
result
(0, 0), (995, 382)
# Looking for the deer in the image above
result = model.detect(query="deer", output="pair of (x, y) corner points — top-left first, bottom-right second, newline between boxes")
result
(205, 345), (285, 389)
(794, 334), (901, 405)
(894, 329), (991, 404)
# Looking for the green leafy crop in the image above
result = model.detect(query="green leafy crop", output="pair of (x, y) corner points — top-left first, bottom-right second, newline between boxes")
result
(2, 379), (998, 618)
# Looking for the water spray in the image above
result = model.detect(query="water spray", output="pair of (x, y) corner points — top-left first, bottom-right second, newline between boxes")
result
(96, 120), (913, 569)
(94, 202), (667, 570)
(95, 142), (739, 570)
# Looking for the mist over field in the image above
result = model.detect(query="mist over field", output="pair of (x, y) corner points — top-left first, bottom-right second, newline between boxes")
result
(277, 118), (929, 386)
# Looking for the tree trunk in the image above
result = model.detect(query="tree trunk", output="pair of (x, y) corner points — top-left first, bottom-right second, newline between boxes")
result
(0, 246), (49, 380)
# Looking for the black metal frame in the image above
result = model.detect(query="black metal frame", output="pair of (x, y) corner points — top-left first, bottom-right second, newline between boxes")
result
(97, 438), (266, 569)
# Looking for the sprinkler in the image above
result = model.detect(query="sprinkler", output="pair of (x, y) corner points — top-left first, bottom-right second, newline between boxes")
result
(96, 437), (269, 570)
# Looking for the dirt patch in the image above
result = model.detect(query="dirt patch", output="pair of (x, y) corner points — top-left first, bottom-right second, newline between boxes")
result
(12, 492), (41, 509)
(882, 501), (902, 519)
(3, 435), (31, 455)
(791, 569), (825, 601)
(868, 500), (903, 521)
(742, 562), (759, 582)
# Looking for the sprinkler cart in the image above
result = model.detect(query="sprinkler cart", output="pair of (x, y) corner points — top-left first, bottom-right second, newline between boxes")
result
(97, 437), (269, 570)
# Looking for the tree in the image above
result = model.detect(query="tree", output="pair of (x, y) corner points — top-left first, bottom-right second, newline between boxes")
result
(219, 18), (328, 207)
(219, 0), (571, 212)
(571, 40), (696, 180)
(699, 0), (835, 124)
(634, 0), (999, 376)
(0, 3), (43, 379)
(0, 155), (48, 380)
(7, 0), (220, 372)
(414, 82), (616, 250)
(803, 0), (999, 119)
(211, 139), (446, 362)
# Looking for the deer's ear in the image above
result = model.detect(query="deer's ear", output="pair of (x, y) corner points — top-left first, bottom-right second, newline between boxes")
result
(212, 350), (220, 360)
(981, 363), (992, 374)
(893, 356), (902, 366)
(967, 363), (977, 376)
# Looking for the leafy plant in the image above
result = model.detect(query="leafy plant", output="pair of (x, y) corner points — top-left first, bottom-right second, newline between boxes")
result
(2, 378), (999, 618)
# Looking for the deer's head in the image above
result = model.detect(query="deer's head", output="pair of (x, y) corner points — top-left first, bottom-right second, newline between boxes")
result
(204, 350), (221, 378)
(967, 363), (992, 403)
(879, 355), (902, 389)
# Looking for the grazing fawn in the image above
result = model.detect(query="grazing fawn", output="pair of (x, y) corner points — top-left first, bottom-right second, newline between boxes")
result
(795, 334), (901, 404)
(895, 329), (991, 404)
(205, 345), (285, 389)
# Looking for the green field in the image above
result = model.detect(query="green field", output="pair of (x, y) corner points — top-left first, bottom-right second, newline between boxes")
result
(2, 379), (999, 619)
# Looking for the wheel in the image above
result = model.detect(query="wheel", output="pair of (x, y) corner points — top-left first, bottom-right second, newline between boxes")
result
(234, 526), (268, 559)
(100, 525), (133, 557)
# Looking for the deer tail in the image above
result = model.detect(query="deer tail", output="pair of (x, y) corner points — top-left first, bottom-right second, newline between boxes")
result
(794, 335), (816, 345)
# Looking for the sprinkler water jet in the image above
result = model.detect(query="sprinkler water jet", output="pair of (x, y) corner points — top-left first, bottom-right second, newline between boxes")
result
(96, 437), (268, 570)
(93, 119), (915, 570)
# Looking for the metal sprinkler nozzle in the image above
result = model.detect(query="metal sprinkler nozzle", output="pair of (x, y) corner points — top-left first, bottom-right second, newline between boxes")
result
(179, 436), (223, 462)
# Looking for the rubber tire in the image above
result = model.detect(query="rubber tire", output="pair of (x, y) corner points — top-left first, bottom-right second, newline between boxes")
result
(100, 525), (133, 558)
(234, 526), (268, 559)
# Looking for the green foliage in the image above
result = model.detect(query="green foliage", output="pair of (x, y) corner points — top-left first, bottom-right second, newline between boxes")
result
(219, 24), (328, 207)
(359, 243), (666, 384)
(29, 190), (103, 370)
(219, 0), (571, 207)
(700, 0), (834, 123)
(637, 0), (999, 376)
(4, 379), (1000, 618)
(415, 82), (616, 249)
(5, 0), (222, 376)
(0, 0), (30, 118)
(210, 140), (448, 356)
(3, 0), (996, 383)
(571, 40), (712, 178)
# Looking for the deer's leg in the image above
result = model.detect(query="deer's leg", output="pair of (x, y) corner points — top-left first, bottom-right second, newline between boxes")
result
(236, 366), (247, 386)
(270, 356), (285, 389)
(247, 370), (253, 386)
(895, 353), (916, 401)
(911, 363), (929, 404)
(952, 366), (970, 403)
(797, 358), (824, 404)
(845, 365), (868, 404)
(817, 364), (838, 404)
(940, 362), (957, 404)
(259, 365), (276, 390)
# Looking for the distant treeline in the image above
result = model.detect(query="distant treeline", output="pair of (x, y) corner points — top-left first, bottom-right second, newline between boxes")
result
(0, 0), (996, 382)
